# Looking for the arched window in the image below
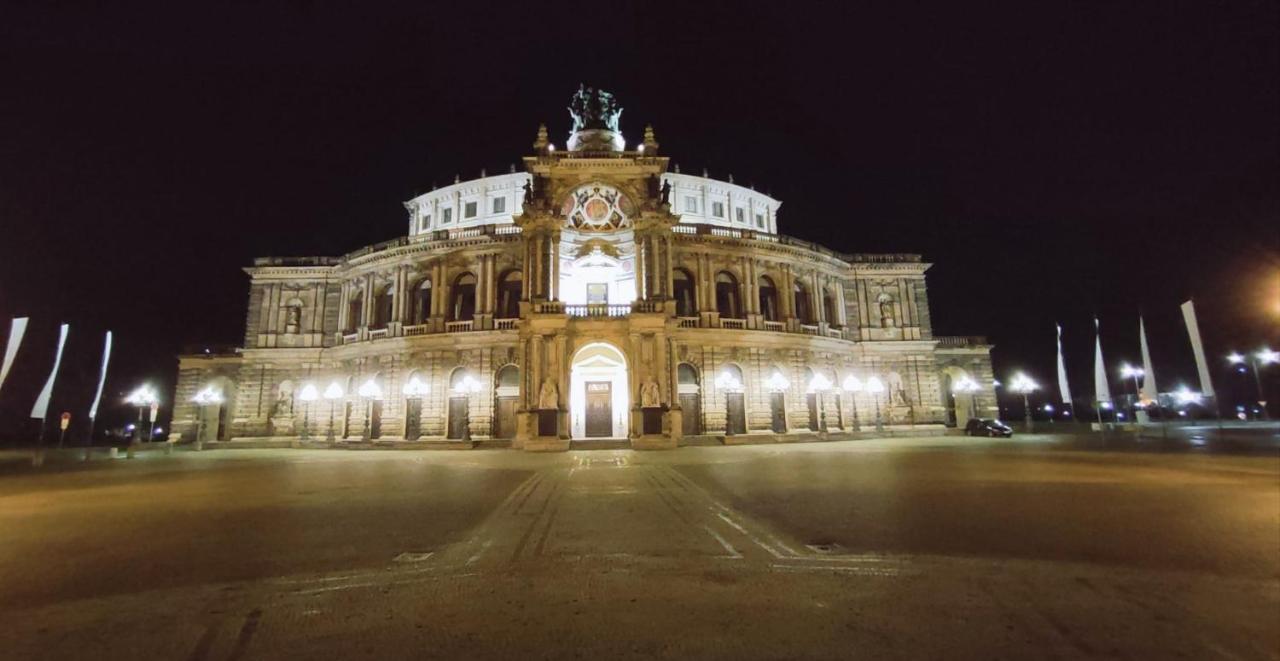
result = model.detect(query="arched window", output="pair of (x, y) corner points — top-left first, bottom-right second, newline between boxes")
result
(715, 271), (741, 319)
(758, 276), (779, 322)
(449, 273), (477, 322)
(878, 293), (896, 328)
(794, 281), (813, 324)
(372, 283), (394, 329)
(413, 279), (433, 325)
(346, 291), (363, 332)
(673, 268), (696, 317)
(497, 271), (522, 319)
(823, 288), (838, 326)
(677, 363), (700, 389)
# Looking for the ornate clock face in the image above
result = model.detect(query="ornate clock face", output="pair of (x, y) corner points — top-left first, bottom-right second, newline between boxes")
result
(562, 183), (633, 231)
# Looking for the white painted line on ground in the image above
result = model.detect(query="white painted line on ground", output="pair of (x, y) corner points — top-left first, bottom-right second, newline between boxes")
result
(716, 512), (785, 558)
(769, 563), (901, 577)
(466, 539), (493, 565)
(393, 551), (434, 563)
(702, 525), (743, 558)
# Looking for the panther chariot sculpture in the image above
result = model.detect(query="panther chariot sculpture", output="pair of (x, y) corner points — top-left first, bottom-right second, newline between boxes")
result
(567, 84), (625, 153)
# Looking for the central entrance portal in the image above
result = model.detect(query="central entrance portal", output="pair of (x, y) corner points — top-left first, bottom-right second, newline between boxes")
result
(570, 342), (629, 439)
(584, 382), (612, 437)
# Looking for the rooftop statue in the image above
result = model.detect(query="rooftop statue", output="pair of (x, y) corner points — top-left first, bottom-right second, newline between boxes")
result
(568, 84), (623, 134)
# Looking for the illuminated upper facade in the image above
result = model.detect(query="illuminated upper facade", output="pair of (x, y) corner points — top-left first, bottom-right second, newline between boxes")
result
(170, 86), (994, 451)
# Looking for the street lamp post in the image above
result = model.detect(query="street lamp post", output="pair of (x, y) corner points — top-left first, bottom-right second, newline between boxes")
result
(452, 374), (482, 441)
(808, 372), (833, 432)
(125, 384), (159, 457)
(191, 385), (224, 450)
(715, 370), (745, 436)
(865, 376), (885, 433)
(1228, 349), (1277, 421)
(841, 375), (863, 432)
(323, 381), (344, 442)
(1008, 373), (1039, 433)
(1119, 363), (1145, 420)
(357, 378), (384, 441)
(297, 383), (319, 441)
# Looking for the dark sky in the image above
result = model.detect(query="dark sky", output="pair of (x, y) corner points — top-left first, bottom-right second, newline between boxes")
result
(1, 1), (1277, 437)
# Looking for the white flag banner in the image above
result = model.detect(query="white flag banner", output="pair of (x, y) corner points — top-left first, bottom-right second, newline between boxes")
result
(1139, 316), (1158, 402)
(1093, 318), (1111, 403)
(1055, 323), (1073, 404)
(1181, 300), (1216, 398)
(88, 331), (113, 420)
(0, 317), (29, 397)
(30, 323), (69, 419)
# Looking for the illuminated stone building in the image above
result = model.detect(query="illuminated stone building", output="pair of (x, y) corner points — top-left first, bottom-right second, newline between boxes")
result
(170, 87), (995, 450)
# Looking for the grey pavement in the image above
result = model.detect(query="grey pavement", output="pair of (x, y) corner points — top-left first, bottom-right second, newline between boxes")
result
(1, 436), (1277, 659)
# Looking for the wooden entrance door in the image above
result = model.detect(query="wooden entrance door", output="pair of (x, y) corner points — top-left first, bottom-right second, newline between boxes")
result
(806, 393), (820, 431)
(726, 392), (747, 434)
(770, 392), (787, 433)
(369, 400), (383, 439)
(585, 381), (612, 438)
(494, 397), (517, 439)
(404, 398), (422, 440)
(679, 393), (701, 435)
(447, 396), (468, 439)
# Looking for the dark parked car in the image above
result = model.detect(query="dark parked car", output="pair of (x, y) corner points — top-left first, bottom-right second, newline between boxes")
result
(964, 418), (1013, 437)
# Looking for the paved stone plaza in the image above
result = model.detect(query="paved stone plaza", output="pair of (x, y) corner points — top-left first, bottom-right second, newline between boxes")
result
(1, 435), (1277, 659)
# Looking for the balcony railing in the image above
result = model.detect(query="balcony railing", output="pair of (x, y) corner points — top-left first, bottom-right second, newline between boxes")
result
(677, 317), (699, 328)
(937, 335), (989, 347)
(495, 318), (518, 330)
(445, 320), (474, 332)
(368, 327), (389, 340)
(566, 304), (632, 318)
(763, 320), (784, 332)
(403, 324), (429, 336)
(720, 318), (746, 329)
(799, 324), (820, 335)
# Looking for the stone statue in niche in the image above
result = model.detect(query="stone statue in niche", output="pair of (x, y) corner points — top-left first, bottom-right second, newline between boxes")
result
(538, 378), (559, 410)
(273, 388), (294, 416)
(887, 372), (910, 406)
(878, 295), (896, 328)
(285, 305), (301, 333)
(640, 379), (661, 409)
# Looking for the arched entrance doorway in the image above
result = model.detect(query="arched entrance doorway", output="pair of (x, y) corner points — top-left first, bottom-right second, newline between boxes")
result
(677, 363), (701, 436)
(570, 342), (629, 439)
(493, 364), (520, 439)
(941, 366), (977, 428)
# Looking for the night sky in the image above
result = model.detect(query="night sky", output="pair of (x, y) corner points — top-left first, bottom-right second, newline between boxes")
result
(1, 2), (1276, 439)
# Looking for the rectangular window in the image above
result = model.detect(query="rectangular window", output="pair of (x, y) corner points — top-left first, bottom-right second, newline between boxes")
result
(755, 213), (765, 228)
(492, 197), (506, 214)
(711, 201), (725, 218)
(587, 283), (608, 304)
(419, 215), (430, 232)
(464, 201), (478, 218)
(684, 196), (698, 213)
(735, 207), (745, 223)
(442, 208), (453, 224)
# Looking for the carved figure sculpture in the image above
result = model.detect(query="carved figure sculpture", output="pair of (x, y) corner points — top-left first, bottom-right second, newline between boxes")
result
(538, 378), (559, 410)
(640, 379), (661, 409)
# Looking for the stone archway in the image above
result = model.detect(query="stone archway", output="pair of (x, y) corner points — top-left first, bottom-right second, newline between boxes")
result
(940, 366), (977, 428)
(570, 342), (629, 439)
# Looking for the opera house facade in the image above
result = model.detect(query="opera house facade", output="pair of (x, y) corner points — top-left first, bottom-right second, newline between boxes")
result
(171, 88), (995, 450)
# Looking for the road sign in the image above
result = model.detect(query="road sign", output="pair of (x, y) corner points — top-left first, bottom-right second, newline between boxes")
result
(59, 412), (70, 431)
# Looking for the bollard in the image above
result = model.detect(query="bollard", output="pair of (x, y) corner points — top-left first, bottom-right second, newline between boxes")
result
(109, 447), (120, 459)
(125, 444), (135, 459)
(82, 446), (91, 461)
(164, 442), (173, 455)
(195, 440), (203, 452)
(31, 449), (45, 467)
